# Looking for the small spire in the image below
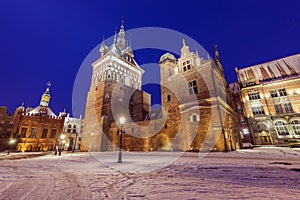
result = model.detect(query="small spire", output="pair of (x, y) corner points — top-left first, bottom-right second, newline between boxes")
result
(113, 30), (117, 43)
(195, 48), (199, 57)
(214, 44), (219, 60)
(182, 39), (186, 46)
(121, 16), (124, 30)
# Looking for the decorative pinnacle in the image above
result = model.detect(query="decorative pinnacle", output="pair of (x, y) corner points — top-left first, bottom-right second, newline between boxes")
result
(182, 39), (186, 46)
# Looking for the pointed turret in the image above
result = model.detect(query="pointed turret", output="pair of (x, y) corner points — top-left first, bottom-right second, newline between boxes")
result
(40, 82), (51, 107)
(214, 44), (219, 61)
(117, 19), (126, 50)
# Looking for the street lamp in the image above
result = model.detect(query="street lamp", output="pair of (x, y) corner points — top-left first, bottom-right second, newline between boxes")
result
(58, 134), (65, 156)
(118, 117), (125, 163)
(7, 139), (16, 155)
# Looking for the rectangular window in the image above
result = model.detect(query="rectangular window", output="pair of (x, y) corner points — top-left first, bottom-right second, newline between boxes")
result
(20, 127), (27, 138)
(182, 60), (191, 72)
(245, 81), (255, 87)
(251, 106), (265, 115)
(284, 103), (293, 113)
(270, 90), (278, 98)
(50, 129), (57, 138)
(248, 91), (260, 100)
(167, 94), (171, 102)
(188, 80), (198, 95)
(278, 88), (287, 96)
(29, 127), (38, 138)
(275, 104), (283, 114)
(41, 129), (48, 138)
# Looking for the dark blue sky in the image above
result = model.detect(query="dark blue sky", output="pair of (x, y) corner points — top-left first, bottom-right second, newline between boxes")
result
(1, 1), (299, 115)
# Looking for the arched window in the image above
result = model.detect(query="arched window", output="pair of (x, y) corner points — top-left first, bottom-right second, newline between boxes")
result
(291, 119), (300, 135)
(190, 114), (199, 122)
(257, 123), (268, 132)
(275, 120), (289, 136)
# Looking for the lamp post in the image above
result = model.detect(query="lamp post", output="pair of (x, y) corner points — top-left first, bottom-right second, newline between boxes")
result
(58, 134), (65, 156)
(7, 138), (16, 155)
(118, 117), (125, 163)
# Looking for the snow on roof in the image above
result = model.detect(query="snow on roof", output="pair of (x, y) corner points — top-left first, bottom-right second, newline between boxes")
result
(27, 106), (57, 117)
(237, 54), (300, 82)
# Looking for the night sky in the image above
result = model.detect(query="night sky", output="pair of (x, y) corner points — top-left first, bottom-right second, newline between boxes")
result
(1, 1), (299, 116)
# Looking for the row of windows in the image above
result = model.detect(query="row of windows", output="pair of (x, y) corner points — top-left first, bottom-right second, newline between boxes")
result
(248, 88), (287, 101)
(270, 89), (287, 97)
(251, 106), (265, 115)
(248, 91), (260, 100)
(20, 127), (57, 139)
(257, 120), (300, 136)
(275, 120), (300, 136)
(274, 103), (293, 114)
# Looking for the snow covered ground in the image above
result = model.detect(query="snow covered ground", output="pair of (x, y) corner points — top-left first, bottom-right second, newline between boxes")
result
(0, 147), (300, 199)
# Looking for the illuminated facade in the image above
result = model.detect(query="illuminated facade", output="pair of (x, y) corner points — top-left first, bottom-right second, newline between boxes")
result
(236, 54), (300, 145)
(11, 83), (66, 152)
(61, 113), (83, 151)
(81, 21), (240, 152)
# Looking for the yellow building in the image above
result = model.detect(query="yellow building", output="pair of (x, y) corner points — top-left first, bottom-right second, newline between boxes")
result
(236, 54), (300, 145)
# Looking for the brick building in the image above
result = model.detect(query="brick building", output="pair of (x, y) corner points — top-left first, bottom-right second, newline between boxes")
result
(0, 106), (14, 152)
(81, 22), (240, 152)
(236, 54), (300, 145)
(11, 83), (66, 152)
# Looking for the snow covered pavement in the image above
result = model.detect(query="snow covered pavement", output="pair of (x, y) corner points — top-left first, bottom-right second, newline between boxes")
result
(0, 147), (300, 199)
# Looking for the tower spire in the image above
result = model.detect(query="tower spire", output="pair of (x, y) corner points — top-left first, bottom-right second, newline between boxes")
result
(117, 17), (126, 49)
(40, 82), (51, 107)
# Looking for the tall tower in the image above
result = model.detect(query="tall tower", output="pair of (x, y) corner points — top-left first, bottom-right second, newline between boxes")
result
(81, 21), (150, 151)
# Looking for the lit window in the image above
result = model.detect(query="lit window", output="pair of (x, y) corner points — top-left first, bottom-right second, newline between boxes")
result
(275, 121), (289, 136)
(248, 91), (260, 100)
(245, 81), (255, 87)
(292, 119), (300, 135)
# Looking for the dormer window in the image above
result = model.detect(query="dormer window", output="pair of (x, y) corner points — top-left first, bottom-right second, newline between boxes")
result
(182, 60), (191, 72)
